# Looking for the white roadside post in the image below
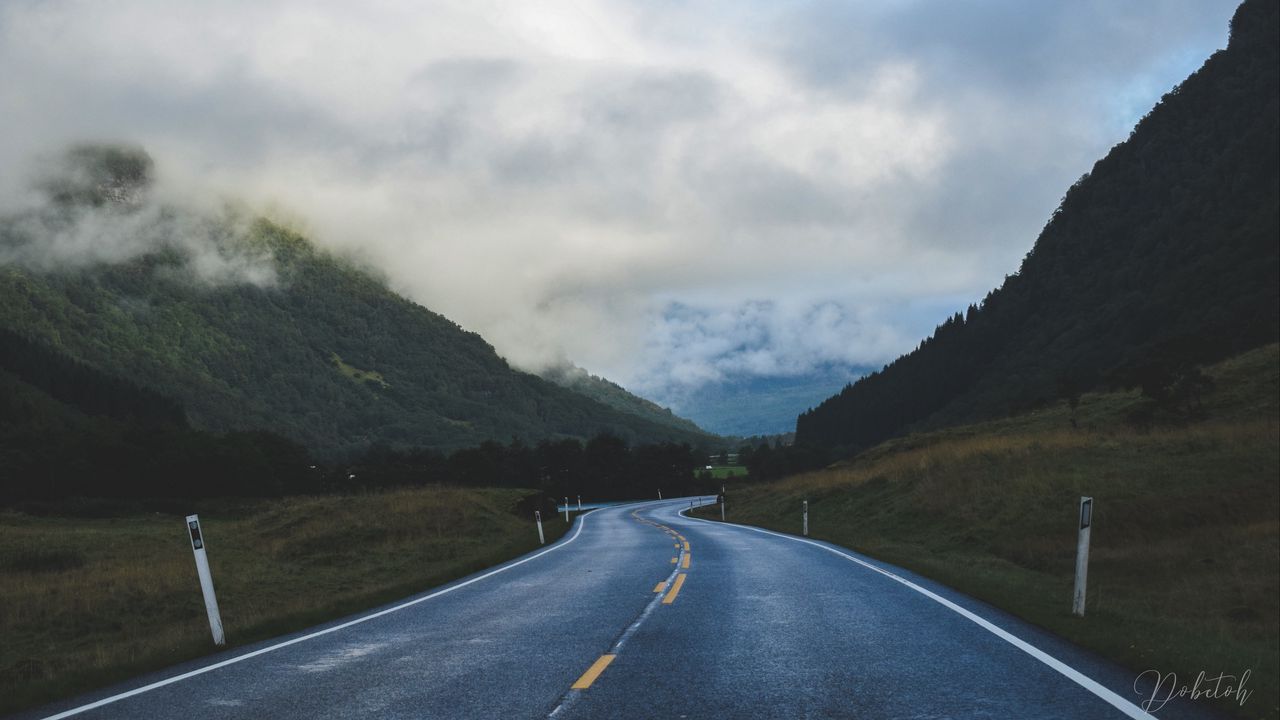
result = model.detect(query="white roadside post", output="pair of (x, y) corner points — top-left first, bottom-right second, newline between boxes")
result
(564, 497), (570, 522)
(658, 489), (662, 500)
(719, 490), (725, 522)
(185, 514), (225, 646)
(577, 495), (582, 512)
(535, 510), (545, 545)
(1073, 497), (1093, 617)
(803, 500), (809, 537)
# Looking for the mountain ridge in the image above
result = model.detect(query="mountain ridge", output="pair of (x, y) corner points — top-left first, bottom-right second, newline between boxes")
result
(0, 163), (717, 458)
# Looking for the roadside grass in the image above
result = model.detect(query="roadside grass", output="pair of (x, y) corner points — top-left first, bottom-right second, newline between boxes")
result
(706, 465), (748, 480)
(0, 486), (566, 715)
(696, 344), (1279, 720)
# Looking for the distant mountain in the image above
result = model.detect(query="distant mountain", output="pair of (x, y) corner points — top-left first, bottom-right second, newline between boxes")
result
(798, 0), (1279, 455)
(0, 148), (716, 459)
(656, 367), (870, 437)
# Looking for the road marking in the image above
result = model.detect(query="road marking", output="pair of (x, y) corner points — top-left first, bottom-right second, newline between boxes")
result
(683, 541), (690, 551)
(681, 554), (690, 569)
(38, 511), (599, 720)
(653, 582), (667, 593)
(571, 654), (616, 690)
(662, 573), (687, 604)
(679, 510), (1158, 720)
(674, 543), (680, 548)
(670, 557), (677, 563)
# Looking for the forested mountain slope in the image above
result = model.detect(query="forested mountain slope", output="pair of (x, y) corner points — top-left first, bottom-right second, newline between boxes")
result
(797, 0), (1279, 455)
(0, 149), (715, 459)
(540, 363), (705, 435)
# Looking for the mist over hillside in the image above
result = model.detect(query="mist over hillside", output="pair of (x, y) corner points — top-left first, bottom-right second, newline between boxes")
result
(0, 146), (716, 458)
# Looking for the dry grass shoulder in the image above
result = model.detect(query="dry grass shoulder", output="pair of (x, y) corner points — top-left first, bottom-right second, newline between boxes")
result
(702, 344), (1279, 719)
(0, 486), (563, 715)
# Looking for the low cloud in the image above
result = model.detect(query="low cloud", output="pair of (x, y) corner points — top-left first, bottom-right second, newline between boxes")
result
(0, 0), (1239, 413)
(1, 147), (278, 287)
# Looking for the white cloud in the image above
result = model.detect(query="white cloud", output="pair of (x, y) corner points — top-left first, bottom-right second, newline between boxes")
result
(0, 0), (1240, 414)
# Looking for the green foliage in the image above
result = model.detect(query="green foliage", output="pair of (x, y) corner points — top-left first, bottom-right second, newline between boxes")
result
(0, 215), (715, 462)
(330, 352), (389, 389)
(798, 0), (1279, 456)
(0, 284), (712, 503)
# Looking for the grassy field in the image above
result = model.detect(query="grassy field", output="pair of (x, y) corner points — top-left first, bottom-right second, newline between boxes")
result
(694, 344), (1279, 720)
(706, 465), (748, 480)
(0, 486), (569, 715)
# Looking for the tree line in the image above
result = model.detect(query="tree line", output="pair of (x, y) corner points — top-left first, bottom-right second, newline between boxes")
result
(0, 327), (712, 505)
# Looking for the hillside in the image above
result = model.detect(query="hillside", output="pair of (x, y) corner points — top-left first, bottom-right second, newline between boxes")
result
(1, 325), (318, 501)
(0, 149), (716, 459)
(797, 0), (1279, 454)
(540, 363), (704, 435)
(703, 344), (1279, 719)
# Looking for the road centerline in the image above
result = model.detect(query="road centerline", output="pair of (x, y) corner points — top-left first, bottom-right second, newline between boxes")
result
(662, 573), (687, 605)
(570, 655), (616, 690)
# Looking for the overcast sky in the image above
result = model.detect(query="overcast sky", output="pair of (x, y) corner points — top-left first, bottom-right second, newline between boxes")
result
(0, 0), (1240, 409)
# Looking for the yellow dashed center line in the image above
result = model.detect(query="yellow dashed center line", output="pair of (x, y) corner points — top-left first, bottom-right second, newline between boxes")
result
(653, 581), (667, 593)
(663, 573), (687, 604)
(571, 654), (616, 690)
(670, 557), (677, 563)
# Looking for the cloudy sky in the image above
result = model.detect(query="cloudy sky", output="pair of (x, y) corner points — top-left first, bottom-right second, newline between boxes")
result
(0, 0), (1239, 420)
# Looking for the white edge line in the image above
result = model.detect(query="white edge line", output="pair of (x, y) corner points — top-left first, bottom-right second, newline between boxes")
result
(678, 508), (1156, 720)
(39, 511), (595, 720)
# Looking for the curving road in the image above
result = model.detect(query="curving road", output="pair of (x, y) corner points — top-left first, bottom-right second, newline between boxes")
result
(15, 499), (1224, 720)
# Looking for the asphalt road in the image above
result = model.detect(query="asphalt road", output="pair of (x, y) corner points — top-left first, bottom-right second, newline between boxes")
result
(16, 499), (1227, 720)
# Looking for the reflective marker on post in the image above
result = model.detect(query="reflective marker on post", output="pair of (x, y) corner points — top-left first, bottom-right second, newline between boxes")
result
(1073, 497), (1093, 617)
(535, 510), (545, 545)
(185, 514), (225, 646)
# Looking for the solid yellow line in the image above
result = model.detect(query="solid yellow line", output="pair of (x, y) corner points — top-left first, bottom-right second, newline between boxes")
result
(653, 581), (667, 593)
(571, 654), (616, 690)
(663, 573), (687, 604)
(682, 553), (691, 569)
